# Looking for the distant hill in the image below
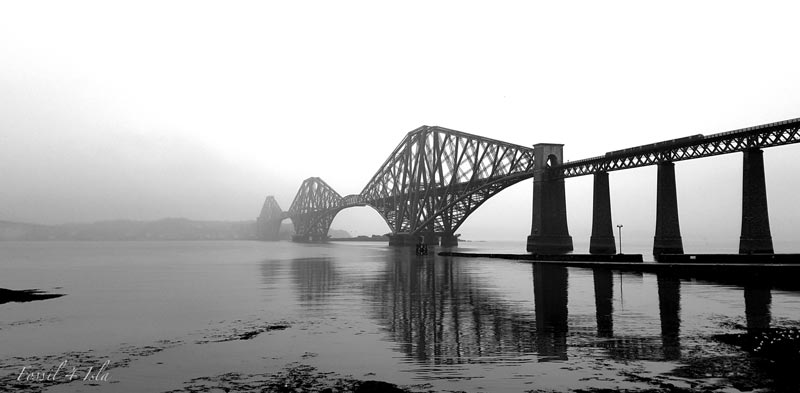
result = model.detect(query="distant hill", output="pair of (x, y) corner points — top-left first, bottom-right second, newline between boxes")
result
(0, 219), (351, 241)
(0, 221), (49, 240)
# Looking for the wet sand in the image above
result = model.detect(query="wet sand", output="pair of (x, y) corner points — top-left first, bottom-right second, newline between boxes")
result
(5, 315), (799, 393)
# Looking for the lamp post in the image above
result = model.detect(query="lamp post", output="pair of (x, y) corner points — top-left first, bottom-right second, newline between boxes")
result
(616, 224), (623, 254)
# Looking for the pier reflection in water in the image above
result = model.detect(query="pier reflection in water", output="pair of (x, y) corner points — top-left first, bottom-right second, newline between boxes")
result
(533, 264), (568, 361)
(593, 269), (614, 338)
(744, 284), (772, 330)
(278, 244), (791, 389)
(657, 274), (681, 360)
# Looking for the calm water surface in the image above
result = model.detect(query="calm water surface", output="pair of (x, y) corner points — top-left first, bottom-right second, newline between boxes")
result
(1, 241), (799, 392)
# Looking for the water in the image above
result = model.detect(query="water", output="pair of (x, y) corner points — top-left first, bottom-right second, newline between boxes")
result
(1, 240), (799, 392)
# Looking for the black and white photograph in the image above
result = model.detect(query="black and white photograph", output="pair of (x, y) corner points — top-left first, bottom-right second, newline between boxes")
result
(2, 1), (800, 392)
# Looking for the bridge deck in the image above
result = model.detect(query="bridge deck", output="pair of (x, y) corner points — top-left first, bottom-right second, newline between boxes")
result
(556, 117), (800, 178)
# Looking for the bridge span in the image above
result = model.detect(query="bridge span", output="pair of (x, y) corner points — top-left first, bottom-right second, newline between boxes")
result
(257, 117), (800, 256)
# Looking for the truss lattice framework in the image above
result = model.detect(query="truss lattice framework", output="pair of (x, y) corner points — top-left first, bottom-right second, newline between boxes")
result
(360, 126), (536, 235)
(286, 181), (372, 238)
(257, 196), (284, 222)
(256, 196), (286, 240)
(558, 118), (800, 178)
(288, 177), (345, 237)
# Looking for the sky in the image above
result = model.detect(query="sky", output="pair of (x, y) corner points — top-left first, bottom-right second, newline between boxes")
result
(1, 1), (799, 250)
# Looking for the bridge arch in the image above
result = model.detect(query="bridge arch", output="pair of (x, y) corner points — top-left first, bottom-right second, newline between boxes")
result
(286, 179), (395, 241)
(413, 172), (535, 236)
(546, 153), (560, 168)
(325, 203), (393, 238)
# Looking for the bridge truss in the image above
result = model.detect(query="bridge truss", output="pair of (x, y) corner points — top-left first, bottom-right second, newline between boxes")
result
(262, 126), (537, 240)
(360, 126), (536, 236)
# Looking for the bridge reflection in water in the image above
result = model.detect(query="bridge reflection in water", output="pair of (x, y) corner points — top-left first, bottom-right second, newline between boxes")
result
(283, 252), (780, 367)
(366, 252), (539, 363)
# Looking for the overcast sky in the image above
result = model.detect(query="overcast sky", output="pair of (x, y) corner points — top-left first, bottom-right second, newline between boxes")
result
(1, 1), (799, 250)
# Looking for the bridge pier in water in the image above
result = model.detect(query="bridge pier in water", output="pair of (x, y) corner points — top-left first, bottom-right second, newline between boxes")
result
(653, 162), (684, 257)
(388, 233), (419, 246)
(527, 144), (573, 254)
(422, 232), (439, 246)
(440, 232), (459, 247)
(590, 172), (616, 254)
(740, 148), (773, 254)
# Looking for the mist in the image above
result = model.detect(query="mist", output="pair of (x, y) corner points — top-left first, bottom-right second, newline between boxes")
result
(1, 1), (800, 246)
(0, 110), (292, 224)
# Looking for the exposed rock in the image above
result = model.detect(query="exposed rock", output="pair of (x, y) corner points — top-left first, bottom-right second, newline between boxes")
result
(0, 288), (64, 305)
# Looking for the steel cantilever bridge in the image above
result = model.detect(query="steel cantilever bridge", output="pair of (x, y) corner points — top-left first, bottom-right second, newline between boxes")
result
(257, 117), (800, 255)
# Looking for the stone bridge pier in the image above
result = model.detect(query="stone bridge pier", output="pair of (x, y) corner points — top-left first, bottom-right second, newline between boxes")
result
(739, 148), (773, 254)
(651, 148), (773, 257)
(527, 143), (573, 254)
(589, 171), (616, 254)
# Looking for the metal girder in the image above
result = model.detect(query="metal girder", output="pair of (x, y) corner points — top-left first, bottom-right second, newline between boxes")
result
(557, 118), (800, 178)
(360, 126), (535, 235)
(342, 194), (367, 206)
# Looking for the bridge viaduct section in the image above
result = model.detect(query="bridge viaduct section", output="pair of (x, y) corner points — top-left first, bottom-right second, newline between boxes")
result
(548, 118), (800, 256)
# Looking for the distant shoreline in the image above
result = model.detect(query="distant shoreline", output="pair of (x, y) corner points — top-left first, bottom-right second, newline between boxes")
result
(330, 236), (388, 242)
(0, 218), (349, 242)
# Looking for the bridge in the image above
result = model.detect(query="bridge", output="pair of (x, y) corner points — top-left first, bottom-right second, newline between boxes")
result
(257, 117), (800, 256)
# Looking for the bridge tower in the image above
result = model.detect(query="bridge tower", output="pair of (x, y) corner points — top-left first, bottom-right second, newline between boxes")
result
(527, 143), (573, 253)
(256, 196), (284, 241)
